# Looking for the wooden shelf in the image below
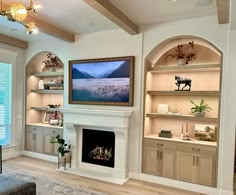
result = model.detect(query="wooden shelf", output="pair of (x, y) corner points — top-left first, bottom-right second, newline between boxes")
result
(44, 83), (63, 87)
(147, 91), (219, 96)
(27, 123), (63, 129)
(149, 64), (220, 73)
(31, 107), (62, 112)
(31, 89), (64, 94)
(146, 113), (218, 122)
(31, 71), (64, 77)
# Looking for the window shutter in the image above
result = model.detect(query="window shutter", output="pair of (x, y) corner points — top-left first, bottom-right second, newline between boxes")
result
(0, 63), (12, 146)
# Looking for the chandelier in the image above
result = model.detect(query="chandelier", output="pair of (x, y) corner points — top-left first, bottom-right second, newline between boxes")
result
(0, 0), (42, 34)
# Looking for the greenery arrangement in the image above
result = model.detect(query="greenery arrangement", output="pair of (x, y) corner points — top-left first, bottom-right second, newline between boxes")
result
(168, 41), (198, 64)
(190, 99), (212, 116)
(51, 135), (71, 156)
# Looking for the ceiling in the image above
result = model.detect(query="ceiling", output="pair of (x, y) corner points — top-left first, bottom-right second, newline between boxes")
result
(0, 0), (220, 42)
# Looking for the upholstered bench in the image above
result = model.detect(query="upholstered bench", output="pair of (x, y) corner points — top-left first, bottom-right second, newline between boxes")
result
(0, 175), (36, 195)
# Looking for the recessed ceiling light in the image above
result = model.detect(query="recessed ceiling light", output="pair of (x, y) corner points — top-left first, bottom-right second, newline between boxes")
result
(195, 0), (213, 7)
(168, 0), (177, 2)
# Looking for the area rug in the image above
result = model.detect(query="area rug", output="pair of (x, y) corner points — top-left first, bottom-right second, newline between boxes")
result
(2, 167), (106, 195)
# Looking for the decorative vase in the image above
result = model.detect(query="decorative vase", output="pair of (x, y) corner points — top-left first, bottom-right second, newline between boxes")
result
(194, 112), (205, 117)
(49, 67), (56, 72)
(177, 58), (186, 66)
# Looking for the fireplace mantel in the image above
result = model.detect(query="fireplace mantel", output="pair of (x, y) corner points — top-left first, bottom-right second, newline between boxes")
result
(60, 108), (133, 184)
(61, 108), (132, 128)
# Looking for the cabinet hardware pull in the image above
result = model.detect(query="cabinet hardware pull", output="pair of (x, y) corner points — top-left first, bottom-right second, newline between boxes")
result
(193, 156), (195, 166)
(157, 151), (159, 160)
(192, 148), (200, 152)
(156, 143), (163, 147)
(160, 151), (162, 160)
(197, 156), (199, 166)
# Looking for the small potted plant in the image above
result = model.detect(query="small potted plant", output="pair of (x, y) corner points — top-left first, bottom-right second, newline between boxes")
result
(168, 41), (198, 66)
(51, 135), (71, 161)
(190, 99), (212, 117)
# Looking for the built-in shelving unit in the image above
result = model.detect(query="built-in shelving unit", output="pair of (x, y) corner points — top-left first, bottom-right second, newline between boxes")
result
(25, 52), (64, 156)
(142, 36), (222, 187)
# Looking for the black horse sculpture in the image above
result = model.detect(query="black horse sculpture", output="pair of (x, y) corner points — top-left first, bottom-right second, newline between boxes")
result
(175, 75), (192, 91)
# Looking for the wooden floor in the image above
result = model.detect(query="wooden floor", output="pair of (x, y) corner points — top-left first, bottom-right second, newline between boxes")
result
(3, 156), (203, 195)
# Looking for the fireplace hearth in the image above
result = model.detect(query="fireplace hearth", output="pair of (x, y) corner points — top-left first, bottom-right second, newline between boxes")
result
(82, 129), (115, 168)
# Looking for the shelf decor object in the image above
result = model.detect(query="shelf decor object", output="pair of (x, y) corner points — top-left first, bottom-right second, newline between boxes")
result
(167, 41), (198, 66)
(69, 56), (134, 106)
(175, 75), (192, 91)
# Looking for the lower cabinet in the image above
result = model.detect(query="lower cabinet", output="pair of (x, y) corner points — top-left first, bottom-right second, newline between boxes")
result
(26, 126), (44, 153)
(26, 125), (63, 156)
(143, 139), (176, 179)
(176, 144), (216, 187)
(143, 138), (217, 187)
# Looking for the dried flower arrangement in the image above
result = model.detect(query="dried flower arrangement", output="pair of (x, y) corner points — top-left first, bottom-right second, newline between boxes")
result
(42, 53), (63, 71)
(168, 41), (198, 65)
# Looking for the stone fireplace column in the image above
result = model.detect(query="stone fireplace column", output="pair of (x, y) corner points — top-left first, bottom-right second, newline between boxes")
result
(113, 128), (129, 179)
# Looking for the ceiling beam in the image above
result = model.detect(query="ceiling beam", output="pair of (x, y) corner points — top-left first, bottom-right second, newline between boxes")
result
(25, 15), (76, 43)
(216, 0), (230, 24)
(1, 2), (75, 43)
(0, 34), (28, 49)
(83, 0), (139, 35)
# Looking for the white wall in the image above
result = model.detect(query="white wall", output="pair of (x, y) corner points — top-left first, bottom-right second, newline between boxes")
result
(0, 43), (26, 159)
(25, 15), (235, 194)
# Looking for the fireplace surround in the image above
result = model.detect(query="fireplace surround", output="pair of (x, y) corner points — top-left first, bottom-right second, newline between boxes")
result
(60, 108), (132, 184)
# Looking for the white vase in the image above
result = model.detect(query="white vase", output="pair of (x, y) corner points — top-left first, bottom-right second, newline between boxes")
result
(177, 58), (186, 66)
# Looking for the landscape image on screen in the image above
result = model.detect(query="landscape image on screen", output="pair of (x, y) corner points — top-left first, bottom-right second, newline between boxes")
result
(71, 60), (130, 103)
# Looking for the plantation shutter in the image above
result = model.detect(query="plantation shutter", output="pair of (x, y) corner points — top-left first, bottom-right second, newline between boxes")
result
(0, 62), (12, 146)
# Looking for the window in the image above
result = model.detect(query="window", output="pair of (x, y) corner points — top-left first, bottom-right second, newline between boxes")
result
(0, 62), (12, 146)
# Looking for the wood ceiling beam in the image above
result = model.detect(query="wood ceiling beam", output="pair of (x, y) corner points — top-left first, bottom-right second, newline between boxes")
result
(1, 2), (75, 43)
(216, 0), (230, 24)
(83, 0), (139, 35)
(0, 34), (28, 49)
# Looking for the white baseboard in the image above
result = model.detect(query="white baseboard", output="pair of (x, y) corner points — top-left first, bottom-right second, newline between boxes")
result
(2, 151), (22, 160)
(128, 172), (233, 195)
(23, 151), (57, 162)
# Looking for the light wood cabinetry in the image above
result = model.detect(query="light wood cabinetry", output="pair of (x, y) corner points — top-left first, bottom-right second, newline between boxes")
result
(26, 52), (64, 156)
(143, 138), (176, 179)
(142, 37), (222, 187)
(26, 125), (63, 156)
(176, 144), (216, 186)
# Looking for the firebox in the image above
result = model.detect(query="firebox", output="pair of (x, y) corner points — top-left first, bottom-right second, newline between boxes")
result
(82, 129), (115, 168)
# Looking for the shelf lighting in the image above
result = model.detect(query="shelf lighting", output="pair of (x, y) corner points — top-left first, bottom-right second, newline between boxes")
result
(0, 0), (42, 34)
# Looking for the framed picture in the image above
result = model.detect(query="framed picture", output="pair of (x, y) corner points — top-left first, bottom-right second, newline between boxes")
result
(69, 56), (134, 106)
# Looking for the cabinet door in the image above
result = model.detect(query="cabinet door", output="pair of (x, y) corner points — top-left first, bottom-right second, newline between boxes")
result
(26, 132), (34, 151)
(35, 134), (44, 153)
(143, 147), (161, 175)
(176, 151), (195, 183)
(44, 135), (54, 154)
(161, 149), (176, 179)
(195, 154), (216, 187)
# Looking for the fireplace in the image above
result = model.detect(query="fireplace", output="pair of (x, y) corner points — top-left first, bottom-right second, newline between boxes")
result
(82, 129), (115, 168)
(61, 108), (132, 184)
